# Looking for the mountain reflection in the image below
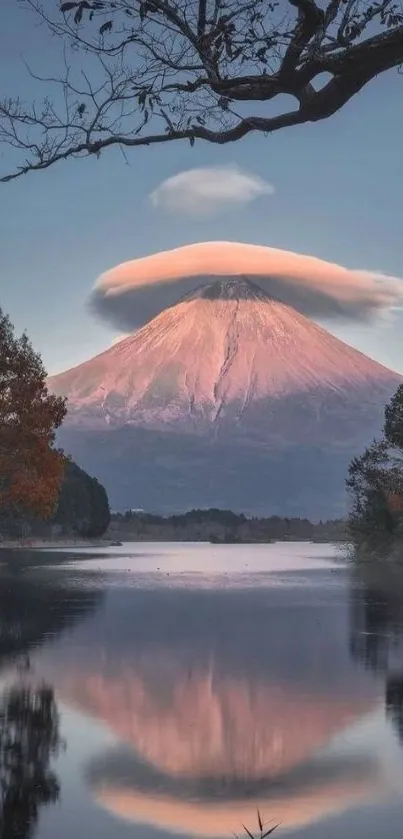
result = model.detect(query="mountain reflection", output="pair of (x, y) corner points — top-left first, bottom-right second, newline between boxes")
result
(0, 684), (61, 839)
(60, 663), (374, 781)
(61, 661), (380, 834)
(34, 582), (382, 833)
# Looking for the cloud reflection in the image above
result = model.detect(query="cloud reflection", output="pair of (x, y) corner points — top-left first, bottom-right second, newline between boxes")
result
(89, 753), (379, 837)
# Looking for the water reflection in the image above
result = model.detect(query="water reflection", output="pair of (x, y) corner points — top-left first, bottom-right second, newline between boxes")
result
(4, 548), (403, 838)
(386, 677), (403, 744)
(34, 576), (384, 834)
(350, 575), (403, 672)
(0, 553), (105, 838)
(60, 657), (376, 792)
(0, 684), (61, 839)
(89, 768), (379, 838)
(0, 553), (104, 671)
(350, 564), (403, 750)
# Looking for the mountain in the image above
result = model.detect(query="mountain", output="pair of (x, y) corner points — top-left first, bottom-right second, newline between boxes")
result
(48, 278), (401, 518)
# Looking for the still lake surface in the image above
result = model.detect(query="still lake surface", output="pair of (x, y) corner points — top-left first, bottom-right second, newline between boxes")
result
(1, 542), (403, 839)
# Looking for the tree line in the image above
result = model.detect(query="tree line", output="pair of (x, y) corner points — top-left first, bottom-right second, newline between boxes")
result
(110, 508), (345, 542)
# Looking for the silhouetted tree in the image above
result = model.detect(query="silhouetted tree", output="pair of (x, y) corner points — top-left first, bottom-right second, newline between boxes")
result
(1, 1), (403, 181)
(0, 684), (61, 839)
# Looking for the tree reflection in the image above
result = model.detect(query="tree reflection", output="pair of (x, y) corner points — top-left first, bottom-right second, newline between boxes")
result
(350, 563), (403, 746)
(0, 561), (103, 671)
(386, 677), (403, 745)
(0, 683), (61, 839)
(0, 556), (105, 836)
(350, 582), (396, 672)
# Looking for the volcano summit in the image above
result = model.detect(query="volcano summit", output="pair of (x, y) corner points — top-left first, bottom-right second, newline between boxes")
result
(49, 276), (401, 518)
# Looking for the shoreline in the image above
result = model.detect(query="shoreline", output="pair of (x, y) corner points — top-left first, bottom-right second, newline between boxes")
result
(0, 537), (112, 550)
(0, 536), (346, 549)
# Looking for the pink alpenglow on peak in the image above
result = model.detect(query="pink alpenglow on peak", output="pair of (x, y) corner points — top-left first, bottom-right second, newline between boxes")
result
(50, 276), (400, 433)
(48, 276), (402, 517)
(90, 241), (403, 331)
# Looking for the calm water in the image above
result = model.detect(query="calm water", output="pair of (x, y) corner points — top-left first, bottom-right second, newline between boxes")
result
(1, 542), (403, 839)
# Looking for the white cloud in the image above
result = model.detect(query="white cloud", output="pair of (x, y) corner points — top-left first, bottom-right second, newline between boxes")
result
(149, 165), (274, 215)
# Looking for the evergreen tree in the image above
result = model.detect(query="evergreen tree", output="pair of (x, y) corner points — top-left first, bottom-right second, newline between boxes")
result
(53, 461), (110, 538)
(347, 385), (403, 545)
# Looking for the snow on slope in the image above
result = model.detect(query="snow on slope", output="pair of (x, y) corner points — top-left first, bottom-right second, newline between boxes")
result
(48, 277), (400, 435)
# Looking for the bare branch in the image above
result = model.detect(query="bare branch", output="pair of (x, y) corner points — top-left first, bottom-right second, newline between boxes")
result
(1, 0), (403, 182)
(281, 0), (324, 80)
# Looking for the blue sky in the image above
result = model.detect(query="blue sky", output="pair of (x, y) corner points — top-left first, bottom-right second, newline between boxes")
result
(1, 1), (402, 375)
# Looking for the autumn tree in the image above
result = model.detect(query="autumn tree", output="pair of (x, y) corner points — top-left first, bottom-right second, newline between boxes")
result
(1, 0), (403, 181)
(347, 384), (403, 546)
(0, 309), (66, 519)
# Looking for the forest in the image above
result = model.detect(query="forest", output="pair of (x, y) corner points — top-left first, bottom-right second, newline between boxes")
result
(109, 508), (345, 543)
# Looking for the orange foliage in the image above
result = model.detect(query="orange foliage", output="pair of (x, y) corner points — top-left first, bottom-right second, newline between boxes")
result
(0, 310), (67, 519)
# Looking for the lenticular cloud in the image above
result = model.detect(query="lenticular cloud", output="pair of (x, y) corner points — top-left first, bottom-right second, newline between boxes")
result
(89, 241), (403, 332)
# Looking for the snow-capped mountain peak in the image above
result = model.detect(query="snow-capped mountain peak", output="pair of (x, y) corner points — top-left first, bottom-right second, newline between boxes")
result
(183, 276), (269, 302)
(49, 276), (400, 433)
(47, 281), (401, 516)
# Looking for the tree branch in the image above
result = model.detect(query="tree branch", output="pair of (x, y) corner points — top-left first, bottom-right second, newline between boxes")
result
(197, 0), (207, 38)
(1, 0), (403, 182)
(281, 0), (324, 80)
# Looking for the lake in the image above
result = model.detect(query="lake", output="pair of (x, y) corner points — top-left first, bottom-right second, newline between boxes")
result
(1, 541), (403, 839)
